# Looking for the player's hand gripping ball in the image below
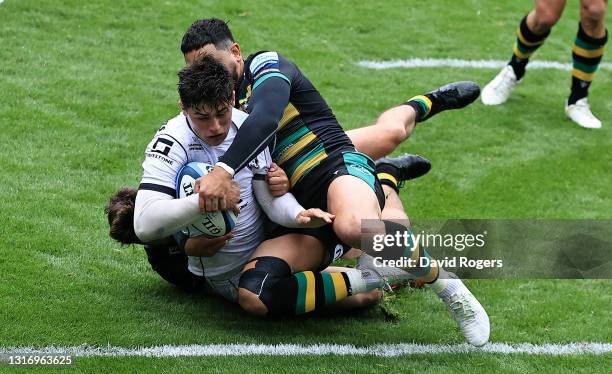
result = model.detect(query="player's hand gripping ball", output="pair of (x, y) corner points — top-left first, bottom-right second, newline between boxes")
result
(176, 162), (237, 237)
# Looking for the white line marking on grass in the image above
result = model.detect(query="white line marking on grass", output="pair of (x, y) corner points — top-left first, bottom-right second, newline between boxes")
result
(1, 343), (611, 357)
(357, 58), (612, 71)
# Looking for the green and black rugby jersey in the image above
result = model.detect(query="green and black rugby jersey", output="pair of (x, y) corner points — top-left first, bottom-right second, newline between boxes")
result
(233, 51), (354, 188)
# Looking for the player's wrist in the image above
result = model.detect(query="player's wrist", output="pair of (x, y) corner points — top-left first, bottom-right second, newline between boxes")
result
(214, 162), (235, 178)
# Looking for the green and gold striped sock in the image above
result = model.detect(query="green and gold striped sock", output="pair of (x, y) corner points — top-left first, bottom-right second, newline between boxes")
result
(569, 23), (608, 105)
(376, 163), (401, 193)
(508, 15), (549, 80)
(404, 94), (433, 122)
(384, 220), (439, 284)
(292, 269), (381, 315)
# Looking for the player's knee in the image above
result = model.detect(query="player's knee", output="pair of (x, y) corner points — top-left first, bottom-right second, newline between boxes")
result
(333, 215), (362, 248)
(238, 256), (293, 316)
(534, 4), (562, 30)
(581, 1), (607, 26)
(384, 123), (408, 149)
(238, 288), (268, 316)
(374, 112), (408, 144)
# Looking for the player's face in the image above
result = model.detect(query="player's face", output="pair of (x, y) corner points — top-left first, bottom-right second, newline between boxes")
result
(183, 103), (233, 146)
(184, 43), (242, 82)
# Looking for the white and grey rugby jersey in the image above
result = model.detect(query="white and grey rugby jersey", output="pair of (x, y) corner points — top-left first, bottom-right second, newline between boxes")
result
(139, 108), (272, 277)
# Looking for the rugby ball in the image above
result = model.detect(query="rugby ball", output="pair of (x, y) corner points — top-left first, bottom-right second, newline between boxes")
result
(175, 162), (237, 237)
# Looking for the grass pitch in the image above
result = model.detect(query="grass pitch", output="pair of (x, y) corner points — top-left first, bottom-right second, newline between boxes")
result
(0, 0), (610, 372)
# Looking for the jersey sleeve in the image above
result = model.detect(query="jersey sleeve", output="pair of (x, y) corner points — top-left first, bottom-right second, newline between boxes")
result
(139, 130), (189, 197)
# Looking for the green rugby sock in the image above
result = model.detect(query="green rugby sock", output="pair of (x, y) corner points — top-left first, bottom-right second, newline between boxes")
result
(568, 23), (607, 105)
(508, 15), (549, 80)
(404, 94), (433, 122)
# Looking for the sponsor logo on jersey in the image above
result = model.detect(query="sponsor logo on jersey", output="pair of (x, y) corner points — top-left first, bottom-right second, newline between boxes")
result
(151, 137), (173, 156)
(145, 152), (173, 164)
(248, 158), (260, 169)
(188, 143), (204, 151)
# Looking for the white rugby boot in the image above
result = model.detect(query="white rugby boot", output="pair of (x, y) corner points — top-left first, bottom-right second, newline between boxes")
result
(481, 65), (519, 105)
(565, 98), (602, 129)
(432, 270), (490, 347)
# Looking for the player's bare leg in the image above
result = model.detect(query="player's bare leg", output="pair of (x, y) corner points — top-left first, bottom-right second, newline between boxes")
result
(326, 162), (490, 346)
(237, 233), (406, 316)
(527, 0), (567, 34)
(580, 0), (607, 38)
(347, 106), (417, 160)
(347, 82), (480, 160)
(359, 183), (490, 346)
(565, 0), (608, 128)
(482, 0), (566, 105)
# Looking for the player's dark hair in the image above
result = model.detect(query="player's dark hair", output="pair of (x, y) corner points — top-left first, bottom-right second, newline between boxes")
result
(105, 187), (143, 245)
(181, 18), (234, 55)
(177, 53), (234, 111)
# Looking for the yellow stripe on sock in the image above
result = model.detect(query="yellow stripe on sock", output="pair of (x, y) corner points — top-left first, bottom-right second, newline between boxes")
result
(516, 29), (545, 47)
(572, 68), (596, 81)
(572, 45), (604, 58)
(413, 95), (432, 109)
(513, 44), (530, 60)
(304, 271), (316, 313)
(377, 172), (398, 187)
(330, 273), (348, 300)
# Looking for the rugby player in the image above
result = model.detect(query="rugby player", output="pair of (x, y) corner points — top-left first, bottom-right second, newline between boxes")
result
(481, 0), (608, 129)
(180, 19), (489, 346)
(129, 54), (417, 307)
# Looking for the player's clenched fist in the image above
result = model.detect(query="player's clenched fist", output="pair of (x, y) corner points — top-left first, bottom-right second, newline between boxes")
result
(194, 166), (240, 212)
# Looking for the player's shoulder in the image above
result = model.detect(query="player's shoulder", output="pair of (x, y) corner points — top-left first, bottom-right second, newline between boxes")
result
(144, 112), (191, 161)
(246, 50), (291, 79)
(246, 50), (279, 67)
(153, 112), (191, 143)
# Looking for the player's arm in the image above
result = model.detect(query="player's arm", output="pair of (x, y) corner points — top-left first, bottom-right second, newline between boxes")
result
(219, 77), (290, 173)
(197, 78), (289, 211)
(197, 52), (292, 212)
(253, 173), (334, 229)
(134, 130), (206, 243)
(134, 191), (202, 243)
(178, 231), (233, 257)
